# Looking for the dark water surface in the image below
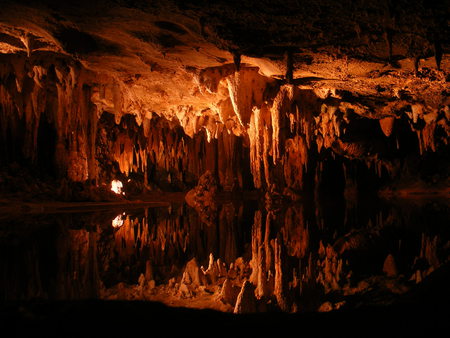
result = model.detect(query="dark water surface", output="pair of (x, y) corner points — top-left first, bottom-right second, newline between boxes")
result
(0, 197), (449, 313)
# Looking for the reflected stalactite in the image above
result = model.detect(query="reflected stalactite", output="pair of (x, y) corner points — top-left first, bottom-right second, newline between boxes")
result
(0, 199), (449, 312)
(250, 211), (271, 299)
(282, 205), (309, 259)
(56, 228), (101, 299)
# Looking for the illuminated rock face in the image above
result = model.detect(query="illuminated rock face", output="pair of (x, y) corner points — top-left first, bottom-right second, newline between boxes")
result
(0, 54), (97, 182)
(0, 0), (448, 196)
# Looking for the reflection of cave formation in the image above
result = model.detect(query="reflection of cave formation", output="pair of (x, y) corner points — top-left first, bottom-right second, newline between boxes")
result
(0, 0), (449, 327)
(1, 202), (448, 314)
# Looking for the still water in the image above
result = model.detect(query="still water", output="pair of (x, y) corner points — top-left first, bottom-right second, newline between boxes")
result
(1, 198), (448, 312)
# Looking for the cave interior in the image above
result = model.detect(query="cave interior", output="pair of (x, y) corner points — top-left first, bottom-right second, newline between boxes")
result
(0, 0), (449, 336)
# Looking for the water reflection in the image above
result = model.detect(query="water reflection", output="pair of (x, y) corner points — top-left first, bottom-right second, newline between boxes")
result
(112, 213), (125, 228)
(0, 199), (448, 313)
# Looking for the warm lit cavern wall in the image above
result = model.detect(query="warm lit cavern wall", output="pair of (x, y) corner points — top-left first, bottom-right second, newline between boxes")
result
(0, 53), (98, 182)
(0, 0), (449, 196)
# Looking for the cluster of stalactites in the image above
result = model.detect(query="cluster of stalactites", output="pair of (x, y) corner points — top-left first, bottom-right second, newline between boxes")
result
(91, 68), (274, 190)
(247, 85), (317, 190)
(0, 55), (97, 181)
(106, 115), (196, 182)
(407, 104), (449, 155)
(2, 52), (448, 191)
(101, 112), (247, 191)
(179, 66), (449, 191)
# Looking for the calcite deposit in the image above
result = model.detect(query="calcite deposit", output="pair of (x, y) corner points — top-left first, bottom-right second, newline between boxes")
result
(0, 0), (448, 199)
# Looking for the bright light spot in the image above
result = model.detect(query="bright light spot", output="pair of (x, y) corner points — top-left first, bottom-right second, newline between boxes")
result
(112, 214), (124, 228)
(111, 180), (124, 194)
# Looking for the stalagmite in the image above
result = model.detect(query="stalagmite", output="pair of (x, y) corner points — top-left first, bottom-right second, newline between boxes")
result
(202, 253), (219, 284)
(233, 281), (257, 314)
(383, 254), (398, 277)
(218, 278), (238, 305)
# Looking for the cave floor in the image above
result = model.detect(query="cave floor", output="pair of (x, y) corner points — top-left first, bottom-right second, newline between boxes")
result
(1, 293), (449, 338)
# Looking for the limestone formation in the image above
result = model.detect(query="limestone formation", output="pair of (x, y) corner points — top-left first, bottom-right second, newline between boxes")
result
(185, 171), (218, 226)
(0, 0), (447, 198)
(233, 281), (257, 314)
(217, 278), (239, 306)
(383, 254), (398, 277)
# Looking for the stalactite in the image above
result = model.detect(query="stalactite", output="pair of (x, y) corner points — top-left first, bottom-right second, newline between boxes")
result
(271, 85), (294, 164)
(417, 122), (437, 154)
(226, 68), (267, 128)
(379, 116), (395, 137)
(283, 136), (308, 190)
(315, 103), (340, 150)
(0, 55), (98, 181)
(263, 125), (272, 187)
(248, 107), (263, 188)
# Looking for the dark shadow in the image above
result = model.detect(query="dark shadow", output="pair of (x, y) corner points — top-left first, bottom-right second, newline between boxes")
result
(37, 117), (57, 177)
